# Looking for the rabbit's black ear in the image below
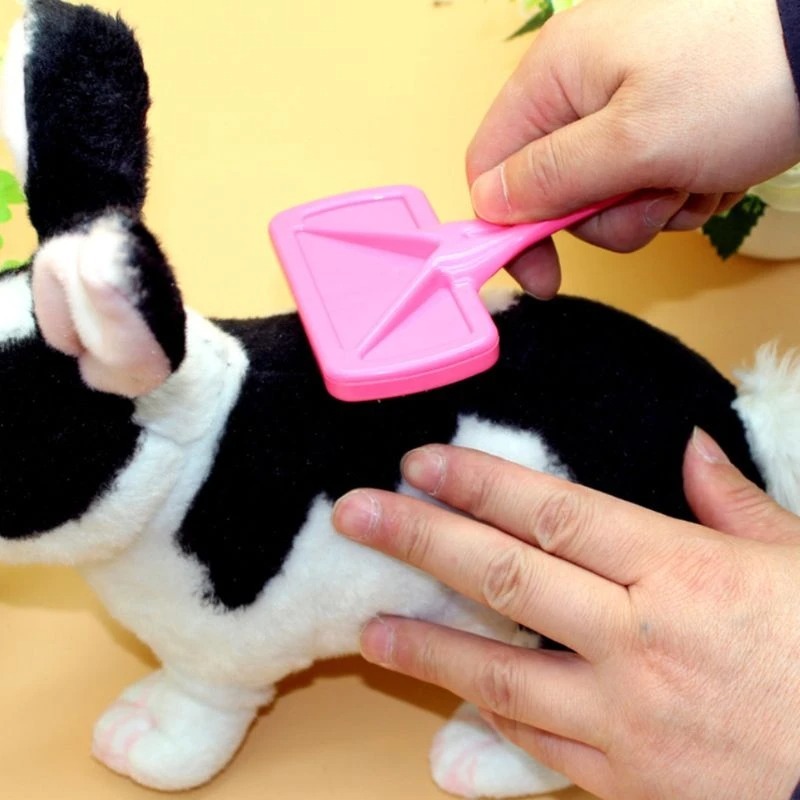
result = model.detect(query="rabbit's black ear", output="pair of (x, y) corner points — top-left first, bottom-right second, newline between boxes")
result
(32, 211), (186, 398)
(1, 0), (150, 240)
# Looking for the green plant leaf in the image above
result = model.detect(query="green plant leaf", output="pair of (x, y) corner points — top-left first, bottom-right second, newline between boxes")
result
(0, 169), (26, 259)
(1, 259), (26, 273)
(702, 194), (767, 259)
(508, 1), (554, 39)
(0, 170), (24, 205)
(0, 169), (25, 229)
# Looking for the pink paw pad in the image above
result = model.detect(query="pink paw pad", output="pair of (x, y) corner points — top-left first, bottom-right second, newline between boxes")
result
(92, 685), (159, 776)
(431, 713), (502, 798)
(430, 703), (571, 798)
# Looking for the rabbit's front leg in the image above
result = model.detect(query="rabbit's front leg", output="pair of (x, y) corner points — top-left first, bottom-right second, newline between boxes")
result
(92, 668), (271, 791)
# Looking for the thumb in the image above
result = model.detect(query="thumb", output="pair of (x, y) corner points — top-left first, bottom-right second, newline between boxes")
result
(470, 106), (647, 224)
(683, 427), (800, 544)
(466, 14), (646, 225)
(469, 111), (689, 253)
(468, 106), (689, 252)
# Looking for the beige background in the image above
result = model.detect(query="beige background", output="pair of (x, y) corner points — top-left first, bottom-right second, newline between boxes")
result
(1, 1), (799, 799)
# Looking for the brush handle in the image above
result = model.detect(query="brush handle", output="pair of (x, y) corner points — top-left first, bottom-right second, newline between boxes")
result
(433, 194), (626, 287)
(355, 194), (625, 356)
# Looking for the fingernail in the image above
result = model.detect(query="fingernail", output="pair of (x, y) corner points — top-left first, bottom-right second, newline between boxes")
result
(333, 490), (381, 541)
(471, 164), (511, 222)
(644, 193), (683, 230)
(508, 246), (560, 301)
(401, 447), (445, 495)
(360, 617), (395, 667)
(691, 427), (731, 465)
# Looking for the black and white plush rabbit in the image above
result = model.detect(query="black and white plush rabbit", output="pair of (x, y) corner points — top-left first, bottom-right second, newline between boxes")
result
(1, 1), (797, 797)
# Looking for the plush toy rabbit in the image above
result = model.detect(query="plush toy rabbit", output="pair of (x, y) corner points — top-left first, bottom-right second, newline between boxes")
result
(1, 1), (797, 797)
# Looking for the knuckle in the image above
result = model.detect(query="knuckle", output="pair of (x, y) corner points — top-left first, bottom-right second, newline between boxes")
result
(476, 654), (519, 717)
(602, 112), (658, 177)
(481, 546), (531, 618)
(414, 629), (443, 683)
(467, 462), (509, 522)
(530, 489), (588, 554)
(394, 508), (435, 568)
(604, 108), (690, 188)
(604, 112), (646, 154)
(520, 134), (566, 209)
(673, 540), (750, 604)
(721, 480), (774, 525)
(603, 108), (654, 160)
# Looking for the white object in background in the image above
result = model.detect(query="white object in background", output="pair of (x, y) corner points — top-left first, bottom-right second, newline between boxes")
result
(740, 164), (800, 261)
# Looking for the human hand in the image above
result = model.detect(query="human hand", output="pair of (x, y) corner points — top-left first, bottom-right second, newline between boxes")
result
(467, 0), (800, 298)
(333, 429), (800, 799)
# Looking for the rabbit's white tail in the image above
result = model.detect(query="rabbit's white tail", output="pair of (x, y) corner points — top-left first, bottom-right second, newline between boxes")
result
(734, 343), (800, 515)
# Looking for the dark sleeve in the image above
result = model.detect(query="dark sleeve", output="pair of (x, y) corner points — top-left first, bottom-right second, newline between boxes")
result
(791, 782), (800, 800)
(778, 0), (800, 97)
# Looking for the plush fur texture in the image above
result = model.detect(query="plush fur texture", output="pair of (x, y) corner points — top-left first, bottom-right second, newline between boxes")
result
(0, 1), (797, 797)
(0, 270), (142, 541)
(23, 0), (150, 238)
(33, 211), (185, 395)
(734, 344), (800, 514)
(179, 292), (763, 612)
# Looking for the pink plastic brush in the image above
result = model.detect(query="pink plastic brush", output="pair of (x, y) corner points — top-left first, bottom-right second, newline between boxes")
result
(269, 185), (620, 402)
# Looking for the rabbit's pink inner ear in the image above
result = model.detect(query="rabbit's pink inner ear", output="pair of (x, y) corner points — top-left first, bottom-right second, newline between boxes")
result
(31, 221), (174, 398)
(32, 235), (85, 357)
(73, 272), (172, 398)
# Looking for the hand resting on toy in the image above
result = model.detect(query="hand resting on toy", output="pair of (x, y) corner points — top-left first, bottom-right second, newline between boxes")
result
(334, 430), (800, 800)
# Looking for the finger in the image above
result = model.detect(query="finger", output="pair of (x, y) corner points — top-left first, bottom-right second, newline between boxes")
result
(504, 237), (561, 299)
(398, 445), (708, 585)
(481, 713), (614, 800)
(717, 192), (746, 214)
(360, 617), (609, 749)
(565, 190), (688, 253)
(333, 487), (627, 658)
(684, 427), (800, 544)
(663, 193), (723, 232)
